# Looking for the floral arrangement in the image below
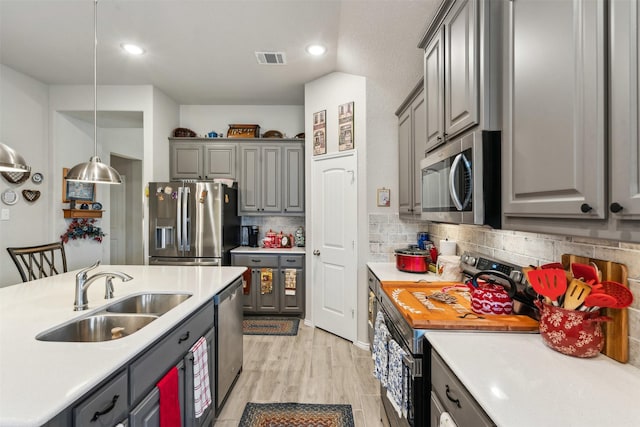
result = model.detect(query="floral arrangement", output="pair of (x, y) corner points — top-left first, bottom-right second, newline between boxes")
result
(60, 218), (105, 243)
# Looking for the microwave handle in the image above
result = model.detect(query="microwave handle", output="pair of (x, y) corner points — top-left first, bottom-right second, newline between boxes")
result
(449, 153), (473, 211)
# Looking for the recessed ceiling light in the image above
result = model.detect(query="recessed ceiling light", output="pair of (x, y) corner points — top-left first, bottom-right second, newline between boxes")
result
(121, 43), (145, 55)
(306, 44), (327, 56)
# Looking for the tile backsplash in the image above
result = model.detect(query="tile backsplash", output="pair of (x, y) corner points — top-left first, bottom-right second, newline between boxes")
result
(241, 216), (304, 245)
(368, 213), (640, 369)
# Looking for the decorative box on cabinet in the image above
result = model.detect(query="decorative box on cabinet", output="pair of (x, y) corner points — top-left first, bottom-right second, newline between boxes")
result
(232, 253), (305, 315)
(420, 0), (500, 153)
(396, 79), (425, 217)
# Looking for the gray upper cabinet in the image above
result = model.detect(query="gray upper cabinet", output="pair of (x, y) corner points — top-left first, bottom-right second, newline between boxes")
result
(420, 0), (499, 153)
(443, 0), (478, 138)
(397, 80), (425, 217)
(424, 31), (444, 150)
(169, 139), (237, 181)
(239, 144), (282, 214)
(283, 144), (305, 213)
(610, 0), (640, 219)
(239, 141), (304, 216)
(502, 0), (606, 219)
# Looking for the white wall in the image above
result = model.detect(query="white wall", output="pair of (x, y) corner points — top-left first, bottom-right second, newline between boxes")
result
(304, 71), (369, 347)
(180, 105), (304, 138)
(0, 65), (51, 286)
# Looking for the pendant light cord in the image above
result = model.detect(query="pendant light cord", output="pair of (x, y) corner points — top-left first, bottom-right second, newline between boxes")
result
(94, 0), (98, 156)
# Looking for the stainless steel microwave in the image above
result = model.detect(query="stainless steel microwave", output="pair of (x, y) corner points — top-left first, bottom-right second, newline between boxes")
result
(420, 130), (501, 228)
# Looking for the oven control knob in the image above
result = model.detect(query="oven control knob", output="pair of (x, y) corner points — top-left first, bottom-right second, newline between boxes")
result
(465, 256), (477, 266)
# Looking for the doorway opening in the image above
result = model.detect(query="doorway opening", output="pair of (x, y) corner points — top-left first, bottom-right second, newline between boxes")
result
(110, 154), (143, 264)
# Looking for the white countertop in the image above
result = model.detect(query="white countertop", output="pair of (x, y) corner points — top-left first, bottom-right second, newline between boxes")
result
(367, 262), (447, 282)
(0, 265), (245, 427)
(231, 246), (306, 255)
(426, 331), (640, 427)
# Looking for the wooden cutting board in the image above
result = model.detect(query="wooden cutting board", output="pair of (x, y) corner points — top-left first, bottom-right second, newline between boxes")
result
(380, 282), (539, 331)
(562, 254), (629, 363)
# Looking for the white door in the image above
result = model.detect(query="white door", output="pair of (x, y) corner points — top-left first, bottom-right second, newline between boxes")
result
(312, 152), (358, 342)
(110, 175), (126, 264)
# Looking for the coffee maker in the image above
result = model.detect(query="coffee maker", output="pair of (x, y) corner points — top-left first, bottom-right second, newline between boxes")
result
(242, 225), (260, 247)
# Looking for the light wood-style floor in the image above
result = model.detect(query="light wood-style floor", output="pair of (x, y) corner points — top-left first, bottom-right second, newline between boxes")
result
(214, 321), (385, 426)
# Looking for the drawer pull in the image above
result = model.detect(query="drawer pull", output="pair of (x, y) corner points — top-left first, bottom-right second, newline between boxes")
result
(91, 394), (119, 422)
(285, 259), (296, 263)
(178, 331), (190, 344)
(445, 384), (461, 408)
(251, 259), (261, 263)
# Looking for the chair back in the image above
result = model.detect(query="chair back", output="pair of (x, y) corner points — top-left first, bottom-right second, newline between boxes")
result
(7, 242), (68, 283)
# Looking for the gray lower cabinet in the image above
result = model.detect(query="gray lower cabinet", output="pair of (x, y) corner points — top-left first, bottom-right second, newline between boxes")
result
(45, 300), (219, 427)
(73, 370), (129, 427)
(232, 253), (305, 315)
(430, 350), (494, 427)
(397, 80), (425, 218)
(169, 139), (237, 181)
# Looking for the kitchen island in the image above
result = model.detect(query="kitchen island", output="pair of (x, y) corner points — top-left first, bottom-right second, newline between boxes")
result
(0, 264), (245, 427)
(368, 261), (640, 426)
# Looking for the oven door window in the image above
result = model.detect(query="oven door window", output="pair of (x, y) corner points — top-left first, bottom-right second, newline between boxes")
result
(422, 148), (473, 212)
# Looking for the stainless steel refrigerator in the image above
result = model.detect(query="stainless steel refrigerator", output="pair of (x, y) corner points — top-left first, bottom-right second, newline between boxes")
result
(148, 182), (240, 266)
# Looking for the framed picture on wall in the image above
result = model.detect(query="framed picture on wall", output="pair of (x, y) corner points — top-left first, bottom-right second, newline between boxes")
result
(313, 110), (326, 155)
(377, 188), (390, 207)
(62, 168), (95, 203)
(338, 101), (354, 151)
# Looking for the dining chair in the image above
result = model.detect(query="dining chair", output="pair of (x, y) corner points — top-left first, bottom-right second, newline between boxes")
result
(6, 242), (68, 282)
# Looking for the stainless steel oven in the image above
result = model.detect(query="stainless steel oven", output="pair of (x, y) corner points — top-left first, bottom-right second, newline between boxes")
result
(420, 130), (501, 229)
(379, 290), (426, 427)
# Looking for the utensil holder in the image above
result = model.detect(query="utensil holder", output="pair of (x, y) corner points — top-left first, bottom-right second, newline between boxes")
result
(536, 300), (610, 358)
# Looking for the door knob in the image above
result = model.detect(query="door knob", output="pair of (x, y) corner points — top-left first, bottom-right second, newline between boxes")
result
(313, 250), (320, 256)
(610, 202), (624, 213)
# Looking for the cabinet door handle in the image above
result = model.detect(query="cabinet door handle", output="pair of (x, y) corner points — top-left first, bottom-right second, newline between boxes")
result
(610, 202), (624, 213)
(178, 331), (190, 344)
(580, 203), (593, 213)
(445, 384), (461, 408)
(91, 394), (119, 422)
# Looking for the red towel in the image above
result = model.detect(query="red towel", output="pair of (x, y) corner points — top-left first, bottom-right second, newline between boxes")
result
(157, 366), (182, 427)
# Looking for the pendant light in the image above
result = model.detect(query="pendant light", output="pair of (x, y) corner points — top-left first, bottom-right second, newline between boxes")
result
(0, 142), (30, 173)
(65, 0), (122, 184)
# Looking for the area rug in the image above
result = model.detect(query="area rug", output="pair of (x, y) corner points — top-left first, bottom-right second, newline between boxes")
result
(242, 317), (300, 336)
(239, 402), (354, 427)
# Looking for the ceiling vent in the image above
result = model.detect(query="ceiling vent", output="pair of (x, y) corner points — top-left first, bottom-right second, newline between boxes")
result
(255, 51), (287, 65)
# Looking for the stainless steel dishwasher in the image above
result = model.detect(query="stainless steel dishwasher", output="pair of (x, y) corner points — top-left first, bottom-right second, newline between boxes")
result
(213, 277), (243, 413)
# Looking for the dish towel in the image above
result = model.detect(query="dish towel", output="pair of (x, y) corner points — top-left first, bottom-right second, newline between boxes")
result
(386, 339), (408, 418)
(190, 336), (212, 418)
(157, 366), (182, 427)
(372, 311), (390, 387)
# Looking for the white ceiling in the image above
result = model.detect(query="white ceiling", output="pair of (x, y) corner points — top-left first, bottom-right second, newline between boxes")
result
(0, 0), (438, 106)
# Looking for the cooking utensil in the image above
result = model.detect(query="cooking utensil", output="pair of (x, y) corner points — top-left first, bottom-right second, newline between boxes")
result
(563, 278), (592, 310)
(597, 281), (634, 309)
(526, 269), (567, 306)
(590, 262), (603, 282)
(540, 262), (564, 269)
(581, 293), (617, 312)
(571, 262), (600, 283)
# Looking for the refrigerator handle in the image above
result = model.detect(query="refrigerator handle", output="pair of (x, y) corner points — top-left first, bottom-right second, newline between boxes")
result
(183, 186), (191, 251)
(177, 187), (183, 251)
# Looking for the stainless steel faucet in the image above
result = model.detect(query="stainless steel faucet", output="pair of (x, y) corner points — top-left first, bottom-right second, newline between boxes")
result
(74, 261), (133, 311)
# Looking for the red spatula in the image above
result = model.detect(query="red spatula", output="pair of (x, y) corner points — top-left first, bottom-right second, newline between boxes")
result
(596, 281), (634, 309)
(581, 293), (617, 312)
(571, 262), (599, 283)
(526, 269), (568, 306)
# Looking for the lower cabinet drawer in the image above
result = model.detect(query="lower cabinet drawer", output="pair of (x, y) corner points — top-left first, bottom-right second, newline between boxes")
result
(431, 351), (494, 427)
(231, 254), (279, 267)
(74, 370), (128, 427)
(129, 301), (213, 405)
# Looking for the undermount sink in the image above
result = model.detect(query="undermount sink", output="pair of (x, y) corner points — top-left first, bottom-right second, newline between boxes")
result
(105, 293), (191, 316)
(36, 314), (157, 342)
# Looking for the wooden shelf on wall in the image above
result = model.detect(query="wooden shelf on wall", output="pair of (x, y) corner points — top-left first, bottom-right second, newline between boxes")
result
(63, 209), (103, 219)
